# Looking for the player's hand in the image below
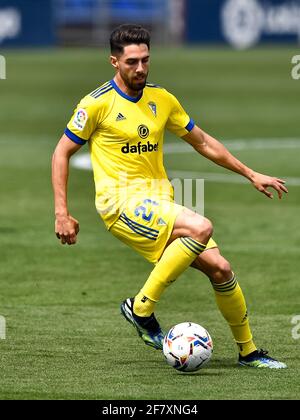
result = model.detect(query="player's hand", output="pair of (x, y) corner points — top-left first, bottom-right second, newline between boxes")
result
(55, 214), (80, 245)
(251, 172), (288, 199)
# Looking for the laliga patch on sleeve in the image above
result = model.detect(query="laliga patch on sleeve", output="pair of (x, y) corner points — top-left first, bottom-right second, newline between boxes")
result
(72, 108), (88, 131)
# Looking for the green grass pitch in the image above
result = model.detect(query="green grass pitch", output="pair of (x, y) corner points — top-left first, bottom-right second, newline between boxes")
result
(0, 47), (299, 400)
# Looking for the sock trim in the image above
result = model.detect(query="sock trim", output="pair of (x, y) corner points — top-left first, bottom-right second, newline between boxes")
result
(212, 274), (237, 292)
(180, 237), (206, 255)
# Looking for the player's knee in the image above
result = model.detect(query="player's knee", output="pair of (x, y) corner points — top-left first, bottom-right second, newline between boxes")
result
(210, 259), (232, 284)
(189, 217), (213, 243)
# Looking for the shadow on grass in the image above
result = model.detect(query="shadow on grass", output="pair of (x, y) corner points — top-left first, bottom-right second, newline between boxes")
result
(173, 358), (237, 376)
(117, 357), (236, 376)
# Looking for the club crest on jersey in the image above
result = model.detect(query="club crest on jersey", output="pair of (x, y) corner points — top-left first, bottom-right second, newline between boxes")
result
(138, 125), (149, 139)
(72, 108), (88, 131)
(148, 102), (157, 117)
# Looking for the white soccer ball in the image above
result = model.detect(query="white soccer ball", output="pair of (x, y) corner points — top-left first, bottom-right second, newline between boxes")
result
(163, 322), (213, 372)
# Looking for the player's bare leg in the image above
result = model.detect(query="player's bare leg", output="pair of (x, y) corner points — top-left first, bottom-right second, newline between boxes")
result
(190, 247), (231, 283)
(166, 207), (213, 245)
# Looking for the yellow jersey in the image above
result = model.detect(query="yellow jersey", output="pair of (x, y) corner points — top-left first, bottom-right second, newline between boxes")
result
(65, 80), (194, 228)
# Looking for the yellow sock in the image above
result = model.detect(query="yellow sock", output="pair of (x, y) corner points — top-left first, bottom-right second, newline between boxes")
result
(133, 291), (155, 317)
(133, 237), (206, 317)
(211, 274), (257, 357)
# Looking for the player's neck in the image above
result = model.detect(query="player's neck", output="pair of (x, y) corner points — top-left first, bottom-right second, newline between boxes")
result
(113, 75), (142, 98)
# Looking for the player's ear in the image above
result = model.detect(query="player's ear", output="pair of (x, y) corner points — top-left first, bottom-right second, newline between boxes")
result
(110, 55), (119, 70)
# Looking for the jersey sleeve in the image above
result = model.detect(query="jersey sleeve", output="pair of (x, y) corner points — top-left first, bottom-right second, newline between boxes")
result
(165, 93), (195, 137)
(65, 98), (100, 145)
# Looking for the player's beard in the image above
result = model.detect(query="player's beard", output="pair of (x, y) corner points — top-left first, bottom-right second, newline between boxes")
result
(121, 70), (148, 93)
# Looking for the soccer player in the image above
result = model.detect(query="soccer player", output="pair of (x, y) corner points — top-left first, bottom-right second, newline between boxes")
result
(52, 24), (288, 369)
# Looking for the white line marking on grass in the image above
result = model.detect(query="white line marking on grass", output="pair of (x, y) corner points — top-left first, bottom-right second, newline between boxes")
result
(164, 138), (300, 153)
(72, 154), (91, 171)
(71, 138), (300, 186)
(167, 171), (300, 186)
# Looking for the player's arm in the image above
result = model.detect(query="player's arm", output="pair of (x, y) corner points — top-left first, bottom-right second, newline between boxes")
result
(182, 125), (288, 199)
(52, 134), (81, 245)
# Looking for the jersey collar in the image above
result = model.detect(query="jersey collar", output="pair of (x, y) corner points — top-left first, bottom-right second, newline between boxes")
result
(110, 79), (143, 103)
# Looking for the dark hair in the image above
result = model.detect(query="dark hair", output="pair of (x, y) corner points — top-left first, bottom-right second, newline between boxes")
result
(110, 24), (150, 55)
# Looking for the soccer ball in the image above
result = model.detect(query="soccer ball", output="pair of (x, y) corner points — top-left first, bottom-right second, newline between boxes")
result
(163, 322), (213, 372)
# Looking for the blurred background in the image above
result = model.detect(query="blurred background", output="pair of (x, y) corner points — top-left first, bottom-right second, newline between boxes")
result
(0, 0), (299, 400)
(1, 0), (300, 48)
